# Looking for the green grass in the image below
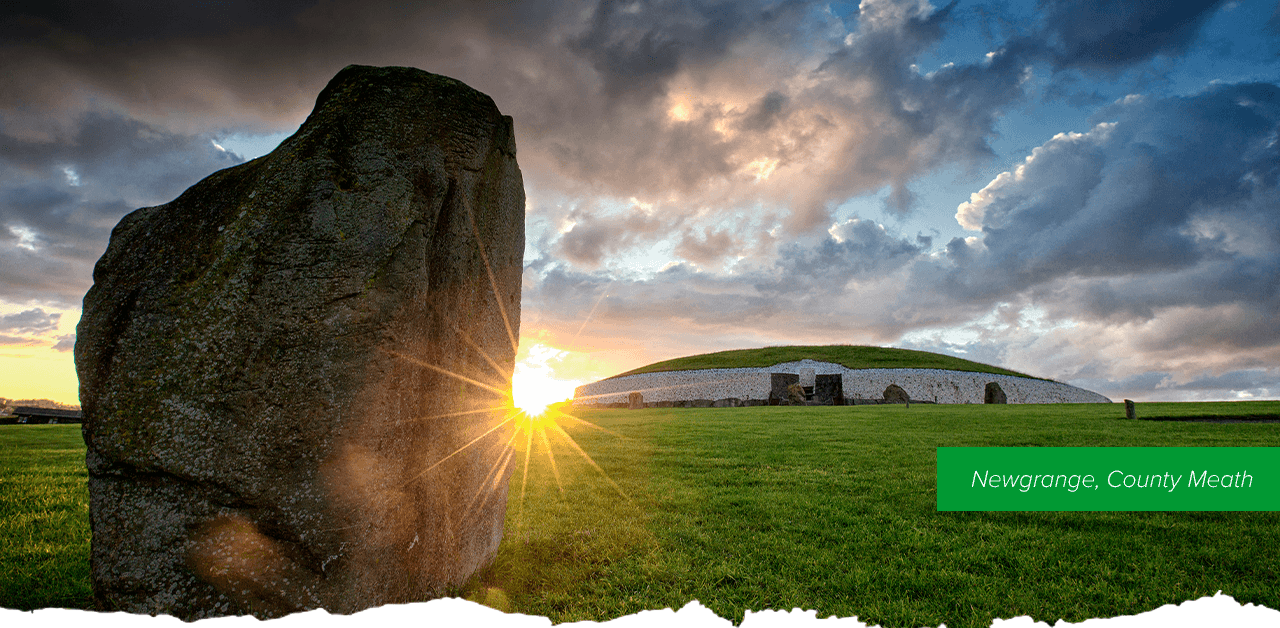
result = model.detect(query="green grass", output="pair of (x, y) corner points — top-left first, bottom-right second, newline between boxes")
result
(0, 425), (92, 610)
(4, 404), (1280, 627)
(1124, 401), (1280, 420)
(473, 401), (1280, 627)
(610, 345), (1041, 380)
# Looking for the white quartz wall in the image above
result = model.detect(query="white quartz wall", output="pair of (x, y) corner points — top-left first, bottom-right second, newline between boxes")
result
(573, 359), (1111, 405)
(573, 368), (773, 404)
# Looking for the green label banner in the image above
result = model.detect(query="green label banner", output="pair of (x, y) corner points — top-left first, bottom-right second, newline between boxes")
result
(937, 447), (1280, 511)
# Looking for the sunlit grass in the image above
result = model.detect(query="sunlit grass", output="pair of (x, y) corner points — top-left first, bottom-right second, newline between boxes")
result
(5, 403), (1280, 628)
(466, 403), (1280, 627)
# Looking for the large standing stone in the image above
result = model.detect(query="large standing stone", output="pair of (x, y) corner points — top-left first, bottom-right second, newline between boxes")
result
(74, 65), (524, 619)
(814, 374), (844, 406)
(883, 384), (910, 404)
(770, 373), (799, 405)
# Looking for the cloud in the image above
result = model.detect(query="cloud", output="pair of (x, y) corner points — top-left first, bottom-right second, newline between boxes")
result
(1021, 0), (1229, 71)
(869, 82), (1278, 398)
(0, 110), (244, 305)
(1071, 367), (1280, 402)
(0, 308), (60, 333)
(0, 307), (71, 351)
(775, 218), (926, 287)
(3, 0), (1035, 253)
(675, 226), (741, 267)
(569, 0), (754, 106)
(943, 82), (1280, 314)
(553, 199), (672, 269)
(2, 0), (1275, 403)
(522, 213), (936, 375)
(51, 333), (75, 352)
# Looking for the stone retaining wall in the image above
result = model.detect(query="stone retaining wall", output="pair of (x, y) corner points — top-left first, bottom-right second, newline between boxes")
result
(573, 360), (1111, 405)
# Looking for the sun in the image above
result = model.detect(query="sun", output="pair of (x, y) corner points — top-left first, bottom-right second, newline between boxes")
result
(510, 364), (577, 417)
(509, 341), (581, 417)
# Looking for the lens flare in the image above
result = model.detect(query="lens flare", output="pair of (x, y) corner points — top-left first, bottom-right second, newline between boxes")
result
(511, 368), (577, 417)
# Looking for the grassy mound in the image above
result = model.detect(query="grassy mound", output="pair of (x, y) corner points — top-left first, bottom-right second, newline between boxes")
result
(610, 345), (1042, 380)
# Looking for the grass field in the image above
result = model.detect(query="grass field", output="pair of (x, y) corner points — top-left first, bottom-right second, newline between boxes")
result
(0, 425), (92, 610)
(476, 401), (1280, 627)
(3, 402), (1279, 627)
(610, 345), (1042, 380)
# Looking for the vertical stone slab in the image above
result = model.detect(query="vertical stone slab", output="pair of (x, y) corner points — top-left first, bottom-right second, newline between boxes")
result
(815, 374), (844, 405)
(1125, 399), (1137, 420)
(770, 373), (799, 405)
(75, 65), (523, 619)
(628, 392), (644, 409)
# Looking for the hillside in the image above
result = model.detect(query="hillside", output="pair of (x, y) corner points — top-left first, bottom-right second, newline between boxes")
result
(609, 345), (1044, 380)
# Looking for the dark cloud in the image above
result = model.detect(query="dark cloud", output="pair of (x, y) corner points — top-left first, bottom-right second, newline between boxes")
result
(0, 110), (244, 304)
(553, 202), (672, 269)
(1042, 73), (1109, 107)
(1, 0), (1031, 245)
(942, 82), (1280, 319)
(1170, 368), (1279, 393)
(2, 0), (1276, 401)
(801, 2), (1029, 223)
(1028, 0), (1227, 71)
(1071, 368), (1280, 402)
(737, 90), (790, 133)
(571, 0), (752, 105)
(0, 308), (60, 333)
(768, 218), (926, 292)
(1, 1), (320, 44)
(675, 226), (740, 266)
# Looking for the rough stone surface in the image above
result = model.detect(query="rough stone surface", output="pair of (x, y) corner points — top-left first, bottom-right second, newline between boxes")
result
(74, 65), (524, 619)
(815, 374), (844, 405)
(769, 373), (799, 404)
(1125, 399), (1137, 420)
(883, 385), (910, 404)
(787, 384), (807, 405)
(628, 392), (644, 409)
(984, 382), (1007, 404)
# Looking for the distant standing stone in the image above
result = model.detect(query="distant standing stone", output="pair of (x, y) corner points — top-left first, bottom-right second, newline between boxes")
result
(1125, 399), (1137, 420)
(628, 392), (644, 409)
(75, 65), (524, 619)
(984, 382), (1007, 404)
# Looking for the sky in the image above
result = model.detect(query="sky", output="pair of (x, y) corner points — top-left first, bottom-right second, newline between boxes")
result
(1, 0), (1278, 406)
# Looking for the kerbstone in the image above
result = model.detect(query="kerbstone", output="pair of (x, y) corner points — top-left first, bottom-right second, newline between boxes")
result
(75, 65), (523, 619)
